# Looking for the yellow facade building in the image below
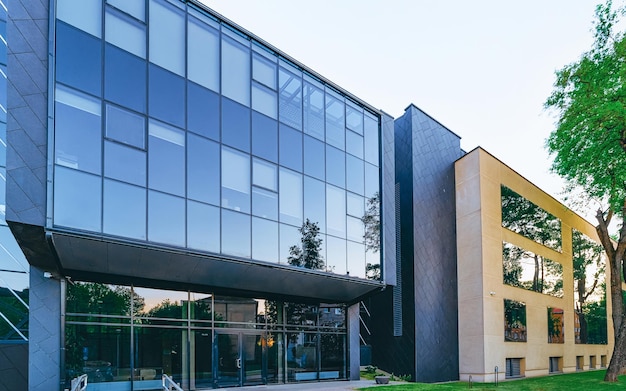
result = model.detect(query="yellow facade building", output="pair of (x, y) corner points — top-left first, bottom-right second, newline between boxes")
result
(456, 148), (616, 381)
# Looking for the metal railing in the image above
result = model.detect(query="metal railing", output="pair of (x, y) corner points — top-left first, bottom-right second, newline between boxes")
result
(70, 374), (88, 391)
(162, 374), (183, 391)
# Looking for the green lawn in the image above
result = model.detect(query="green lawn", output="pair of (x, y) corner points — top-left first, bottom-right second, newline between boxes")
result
(359, 371), (626, 390)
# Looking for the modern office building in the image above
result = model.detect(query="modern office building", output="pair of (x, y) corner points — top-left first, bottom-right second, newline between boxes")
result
(2, 0), (396, 390)
(0, 1), (619, 390)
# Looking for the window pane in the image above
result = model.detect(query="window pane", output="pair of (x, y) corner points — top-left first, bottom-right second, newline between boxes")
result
(148, 190), (185, 246)
(54, 166), (101, 232)
(253, 158), (277, 191)
(303, 81), (324, 140)
(326, 236), (346, 275)
(279, 223), (299, 264)
(347, 241), (365, 278)
(148, 120), (185, 196)
(222, 37), (250, 106)
(325, 91), (345, 150)
(188, 17), (219, 91)
(279, 124), (302, 172)
(104, 140), (146, 186)
(252, 83), (277, 119)
(103, 179), (146, 240)
(105, 7), (145, 58)
(105, 43), (146, 113)
(326, 185), (345, 238)
(187, 200), (220, 253)
(106, 104), (145, 149)
(253, 54), (276, 89)
(57, 0), (101, 37)
(222, 210), (250, 258)
(345, 103), (363, 135)
(222, 98), (251, 152)
(346, 192), (364, 218)
(347, 216), (364, 242)
(304, 136), (324, 181)
(304, 176), (325, 233)
(326, 146), (345, 189)
(107, 0), (145, 21)
(252, 187), (277, 221)
(221, 147), (250, 213)
(346, 130), (364, 159)
(187, 81), (219, 141)
(364, 163), (379, 200)
(251, 112), (277, 162)
(346, 155), (364, 195)
(364, 114), (379, 165)
(149, 0), (185, 75)
(56, 22), (102, 96)
(252, 217), (278, 263)
(279, 168), (302, 226)
(278, 68), (302, 129)
(55, 84), (101, 174)
(187, 134), (220, 206)
(149, 64), (185, 128)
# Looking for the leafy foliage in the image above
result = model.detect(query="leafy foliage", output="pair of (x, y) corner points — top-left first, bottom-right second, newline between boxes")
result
(288, 218), (324, 270)
(545, 0), (626, 380)
(545, 1), (626, 214)
(501, 186), (562, 251)
(362, 192), (381, 253)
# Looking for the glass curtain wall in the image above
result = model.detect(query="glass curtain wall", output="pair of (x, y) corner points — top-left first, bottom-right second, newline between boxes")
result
(0, 1), (30, 344)
(52, 0), (381, 280)
(65, 282), (347, 389)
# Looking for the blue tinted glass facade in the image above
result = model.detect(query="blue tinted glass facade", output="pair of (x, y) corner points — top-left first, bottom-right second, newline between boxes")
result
(51, 0), (381, 280)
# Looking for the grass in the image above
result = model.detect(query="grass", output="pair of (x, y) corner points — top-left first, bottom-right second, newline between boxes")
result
(359, 370), (626, 390)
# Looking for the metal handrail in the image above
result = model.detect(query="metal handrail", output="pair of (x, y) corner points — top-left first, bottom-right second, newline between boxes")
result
(162, 374), (183, 391)
(70, 374), (88, 391)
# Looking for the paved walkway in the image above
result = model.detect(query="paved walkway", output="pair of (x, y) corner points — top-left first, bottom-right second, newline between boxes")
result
(219, 379), (400, 390)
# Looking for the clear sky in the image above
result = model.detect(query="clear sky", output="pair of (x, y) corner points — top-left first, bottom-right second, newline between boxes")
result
(200, 0), (607, 214)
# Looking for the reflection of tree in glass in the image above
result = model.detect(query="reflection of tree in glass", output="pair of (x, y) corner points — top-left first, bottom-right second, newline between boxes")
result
(504, 299), (527, 342)
(65, 282), (145, 377)
(584, 288), (608, 344)
(288, 219), (324, 271)
(0, 287), (28, 340)
(267, 220), (324, 332)
(502, 242), (563, 297)
(362, 192), (381, 280)
(573, 229), (606, 344)
(547, 307), (564, 343)
(66, 282), (144, 317)
(501, 186), (562, 251)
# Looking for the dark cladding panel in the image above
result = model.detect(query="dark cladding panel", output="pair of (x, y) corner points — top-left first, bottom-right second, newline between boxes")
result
(6, 0), (48, 227)
(408, 105), (462, 382)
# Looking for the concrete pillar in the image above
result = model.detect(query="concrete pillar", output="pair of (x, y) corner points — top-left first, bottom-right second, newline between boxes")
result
(348, 302), (360, 380)
(29, 266), (62, 391)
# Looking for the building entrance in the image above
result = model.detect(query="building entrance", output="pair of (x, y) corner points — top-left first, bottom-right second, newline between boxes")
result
(215, 332), (264, 388)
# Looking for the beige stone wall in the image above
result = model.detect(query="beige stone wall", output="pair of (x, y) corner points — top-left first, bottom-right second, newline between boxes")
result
(456, 148), (614, 382)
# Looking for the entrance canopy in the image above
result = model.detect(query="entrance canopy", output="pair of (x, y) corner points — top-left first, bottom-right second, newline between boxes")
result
(9, 223), (384, 304)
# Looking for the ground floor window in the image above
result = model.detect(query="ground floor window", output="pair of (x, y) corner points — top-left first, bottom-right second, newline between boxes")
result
(64, 282), (347, 390)
(505, 358), (523, 378)
(576, 355), (584, 371)
(549, 356), (562, 373)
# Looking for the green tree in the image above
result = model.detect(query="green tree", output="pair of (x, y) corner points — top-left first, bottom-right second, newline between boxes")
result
(362, 192), (381, 280)
(288, 219), (324, 270)
(544, 0), (626, 381)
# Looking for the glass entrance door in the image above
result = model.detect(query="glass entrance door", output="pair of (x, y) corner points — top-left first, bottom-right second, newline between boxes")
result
(215, 332), (265, 388)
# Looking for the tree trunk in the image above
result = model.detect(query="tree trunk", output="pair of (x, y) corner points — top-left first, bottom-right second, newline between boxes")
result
(596, 209), (626, 382)
(606, 317), (626, 381)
